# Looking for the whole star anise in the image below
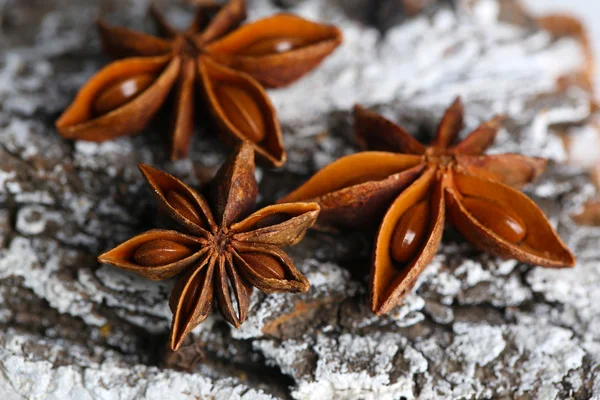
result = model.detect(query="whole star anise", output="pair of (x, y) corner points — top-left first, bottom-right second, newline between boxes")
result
(280, 98), (575, 315)
(98, 142), (319, 350)
(55, 0), (342, 166)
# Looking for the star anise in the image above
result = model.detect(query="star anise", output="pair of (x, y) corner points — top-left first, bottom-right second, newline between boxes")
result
(280, 98), (576, 315)
(55, 0), (342, 166)
(98, 141), (319, 350)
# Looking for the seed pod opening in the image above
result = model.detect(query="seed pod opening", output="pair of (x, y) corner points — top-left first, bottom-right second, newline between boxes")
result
(461, 197), (526, 244)
(242, 37), (311, 56)
(371, 169), (445, 315)
(55, 56), (179, 142)
(447, 172), (575, 268)
(133, 239), (194, 266)
(232, 244), (309, 293)
(205, 14), (343, 87)
(198, 56), (285, 167)
(241, 252), (287, 280)
(166, 191), (207, 229)
(231, 202), (320, 246)
(92, 73), (156, 116)
(213, 83), (266, 143)
(139, 164), (216, 236)
(179, 273), (203, 319)
(169, 256), (215, 351)
(390, 200), (430, 263)
(97, 230), (206, 280)
(215, 255), (252, 328)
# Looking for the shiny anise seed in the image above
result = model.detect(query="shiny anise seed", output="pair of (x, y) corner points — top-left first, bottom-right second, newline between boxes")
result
(242, 252), (286, 280)
(390, 200), (429, 263)
(92, 73), (155, 116)
(215, 84), (266, 143)
(166, 191), (205, 227)
(242, 37), (308, 56)
(134, 239), (194, 266)
(462, 197), (526, 243)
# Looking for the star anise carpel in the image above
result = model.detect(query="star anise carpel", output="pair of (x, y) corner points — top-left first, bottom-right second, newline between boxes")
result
(98, 142), (319, 350)
(55, 0), (342, 166)
(280, 98), (576, 315)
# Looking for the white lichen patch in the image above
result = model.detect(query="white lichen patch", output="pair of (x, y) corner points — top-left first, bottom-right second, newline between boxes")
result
(527, 259), (600, 345)
(254, 339), (311, 379)
(447, 323), (506, 367)
(0, 238), (87, 315)
(509, 324), (585, 396)
(294, 333), (415, 400)
(387, 294), (426, 328)
(0, 330), (273, 400)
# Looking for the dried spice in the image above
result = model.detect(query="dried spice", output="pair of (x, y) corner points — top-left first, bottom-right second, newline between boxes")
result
(98, 141), (319, 350)
(56, 0), (342, 166)
(280, 98), (575, 315)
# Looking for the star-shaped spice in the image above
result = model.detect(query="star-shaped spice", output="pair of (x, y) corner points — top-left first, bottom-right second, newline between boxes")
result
(55, 0), (342, 166)
(98, 142), (319, 350)
(280, 98), (575, 315)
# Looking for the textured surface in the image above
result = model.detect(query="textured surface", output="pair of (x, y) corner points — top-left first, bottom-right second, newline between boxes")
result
(0, 0), (599, 399)
(524, 0), (600, 88)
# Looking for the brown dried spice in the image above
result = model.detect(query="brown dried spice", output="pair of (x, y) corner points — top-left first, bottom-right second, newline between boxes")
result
(55, 0), (342, 166)
(280, 98), (575, 315)
(98, 141), (319, 350)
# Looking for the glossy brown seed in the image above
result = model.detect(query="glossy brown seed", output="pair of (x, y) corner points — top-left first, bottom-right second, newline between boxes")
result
(133, 239), (194, 266)
(214, 83), (266, 143)
(242, 252), (286, 280)
(92, 74), (156, 116)
(462, 196), (526, 243)
(166, 191), (205, 227)
(390, 200), (430, 263)
(242, 37), (309, 56)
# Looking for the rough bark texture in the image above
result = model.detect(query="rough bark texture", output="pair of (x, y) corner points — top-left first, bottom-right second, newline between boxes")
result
(0, 0), (599, 399)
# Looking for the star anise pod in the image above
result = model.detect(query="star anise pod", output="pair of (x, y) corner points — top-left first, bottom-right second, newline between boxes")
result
(280, 98), (575, 315)
(98, 142), (319, 350)
(55, 0), (342, 166)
